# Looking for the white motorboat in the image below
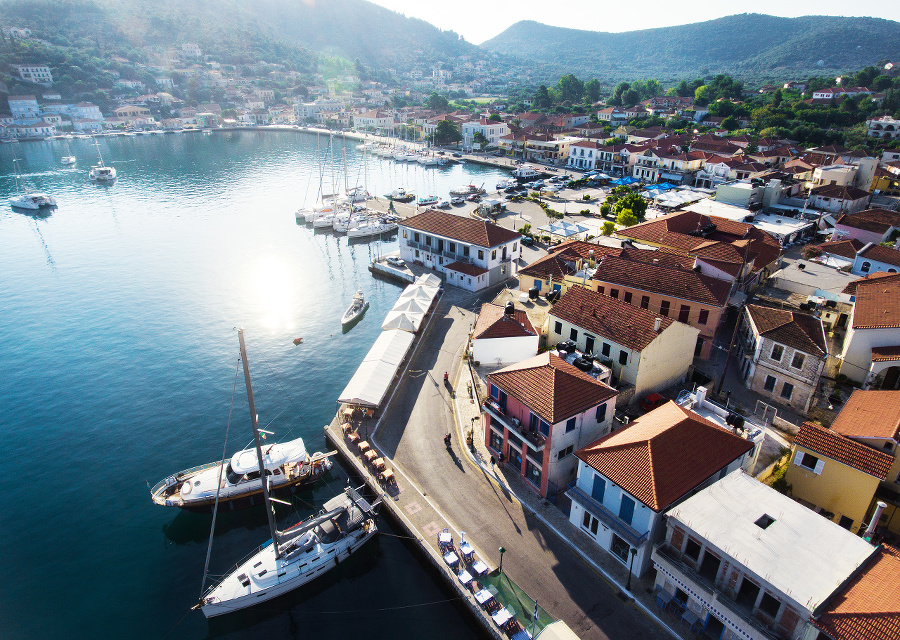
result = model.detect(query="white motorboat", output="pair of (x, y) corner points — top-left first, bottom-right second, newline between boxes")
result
(513, 164), (541, 182)
(341, 289), (369, 326)
(9, 192), (57, 210)
(385, 187), (414, 202)
(196, 330), (378, 617)
(61, 155), (76, 165)
(313, 211), (338, 228)
(150, 437), (333, 511)
(332, 212), (366, 233)
(449, 184), (482, 196)
(347, 218), (398, 239)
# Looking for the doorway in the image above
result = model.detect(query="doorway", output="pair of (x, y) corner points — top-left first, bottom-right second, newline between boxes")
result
(703, 615), (724, 639)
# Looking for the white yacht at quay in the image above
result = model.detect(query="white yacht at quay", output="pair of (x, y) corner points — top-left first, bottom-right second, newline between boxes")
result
(332, 211), (366, 233)
(347, 217), (398, 239)
(313, 211), (339, 228)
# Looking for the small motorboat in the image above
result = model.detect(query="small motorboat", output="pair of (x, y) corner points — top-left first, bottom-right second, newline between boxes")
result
(61, 155), (76, 165)
(341, 290), (369, 327)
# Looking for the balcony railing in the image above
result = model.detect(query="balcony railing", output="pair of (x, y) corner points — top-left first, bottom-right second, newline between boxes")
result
(652, 544), (786, 640)
(483, 400), (545, 451)
(567, 484), (647, 548)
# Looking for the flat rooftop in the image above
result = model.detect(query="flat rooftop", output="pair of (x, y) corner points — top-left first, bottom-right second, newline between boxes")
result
(668, 470), (877, 612)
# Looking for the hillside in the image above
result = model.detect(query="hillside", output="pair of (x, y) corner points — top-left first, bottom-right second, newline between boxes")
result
(480, 14), (900, 82)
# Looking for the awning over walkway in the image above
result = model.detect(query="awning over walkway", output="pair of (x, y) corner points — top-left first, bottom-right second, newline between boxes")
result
(337, 329), (415, 407)
(537, 220), (591, 239)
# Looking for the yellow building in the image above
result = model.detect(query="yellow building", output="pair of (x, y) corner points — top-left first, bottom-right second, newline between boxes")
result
(785, 422), (893, 534)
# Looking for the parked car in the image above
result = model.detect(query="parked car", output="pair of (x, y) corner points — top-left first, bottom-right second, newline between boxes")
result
(450, 195), (465, 205)
(639, 393), (668, 412)
(521, 236), (535, 246)
(466, 194), (481, 202)
(386, 256), (406, 268)
(451, 152), (462, 158)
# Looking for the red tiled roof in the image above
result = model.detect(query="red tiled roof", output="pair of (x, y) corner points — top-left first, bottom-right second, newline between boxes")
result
(795, 423), (893, 479)
(812, 184), (871, 201)
(445, 260), (488, 277)
(852, 277), (900, 329)
(830, 390), (900, 440)
(473, 303), (537, 340)
(814, 545), (900, 640)
(872, 345), (900, 362)
(745, 304), (827, 357)
(859, 243), (900, 268)
(575, 402), (752, 511)
(401, 210), (520, 248)
(842, 272), (900, 295)
(816, 238), (865, 260)
(487, 352), (616, 424)
(835, 209), (900, 234)
(593, 255), (731, 307)
(549, 240), (621, 261)
(549, 285), (677, 351)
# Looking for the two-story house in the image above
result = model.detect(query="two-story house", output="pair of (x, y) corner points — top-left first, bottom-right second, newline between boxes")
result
(566, 140), (603, 170)
(839, 274), (900, 386)
(851, 243), (900, 276)
(471, 303), (538, 366)
(652, 470), (878, 640)
(517, 242), (622, 297)
(785, 422), (893, 534)
(833, 209), (900, 245)
(568, 399), (754, 578)
(461, 118), (509, 149)
(483, 353), (617, 498)
(546, 285), (700, 402)
(398, 210), (521, 292)
(737, 305), (828, 413)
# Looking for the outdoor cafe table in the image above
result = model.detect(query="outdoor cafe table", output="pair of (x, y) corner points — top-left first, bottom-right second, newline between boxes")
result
(372, 457), (385, 471)
(471, 560), (488, 576)
(438, 530), (452, 545)
(457, 569), (473, 586)
(358, 441), (370, 453)
(364, 449), (378, 463)
(443, 551), (459, 566)
(347, 431), (359, 444)
(379, 469), (394, 484)
(342, 407), (354, 421)
(474, 589), (494, 606)
(459, 542), (474, 558)
(492, 608), (513, 627)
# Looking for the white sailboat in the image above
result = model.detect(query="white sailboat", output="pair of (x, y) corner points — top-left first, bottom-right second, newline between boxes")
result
(89, 138), (116, 182)
(196, 330), (379, 617)
(9, 158), (57, 210)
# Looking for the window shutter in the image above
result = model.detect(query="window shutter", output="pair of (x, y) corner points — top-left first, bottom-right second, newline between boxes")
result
(814, 459), (825, 475)
(792, 451), (804, 467)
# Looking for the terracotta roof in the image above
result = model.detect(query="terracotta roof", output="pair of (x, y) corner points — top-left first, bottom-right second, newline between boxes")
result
(842, 272), (900, 295)
(574, 402), (752, 511)
(745, 304), (827, 357)
(814, 545), (900, 640)
(445, 260), (488, 277)
(519, 250), (578, 281)
(852, 277), (900, 329)
(872, 345), (900, 362)
(487, 352), (616, 424)
(859, 243), (900, 268)
(830, 390), (900, 440)
(549, 285), (677, 351)
(812, 184), (872, 201)
(619, 247), (695, 270)
(795, 423), (893, 479)
(816, 238), (865, 260)
(593, 255), (731, 307)
(549, 240), (621, 261)
(402, 210), (520, 248)
(473, 303), (536, 340)
(835, 209), (900, 234)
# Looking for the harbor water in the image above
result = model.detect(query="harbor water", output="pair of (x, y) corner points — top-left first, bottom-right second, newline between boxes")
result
(0, 130), (513, 639)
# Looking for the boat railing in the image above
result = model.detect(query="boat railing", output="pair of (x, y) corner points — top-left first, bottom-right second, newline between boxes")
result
(150, 460), (221, 496)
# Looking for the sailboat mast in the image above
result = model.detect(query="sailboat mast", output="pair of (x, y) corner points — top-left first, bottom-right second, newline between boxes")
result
(237, 328), (280, 559)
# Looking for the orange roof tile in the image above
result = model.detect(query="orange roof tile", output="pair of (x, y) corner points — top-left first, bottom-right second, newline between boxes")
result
(842, 271), (900, 295)
(593, 255), (731, 307)
(575, 402), (752, 511)
(473, 303), (536, 340)
(746, 304), (827, 357)
(852, 277), (900, 329)
(795, 423), (893, 479)
(830, 390), (900, 440)
(872, 345), (900, 362)
(487, 352), (616, 424)
(814, 545), (900, 640)
(401, 210), (520, 248)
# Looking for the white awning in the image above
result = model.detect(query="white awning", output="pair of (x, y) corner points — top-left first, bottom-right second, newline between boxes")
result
(382, 309), (424, 332)
(337, 329), (415, 407)
(416, 273), (442, 288)
(392, 297), (430, 314)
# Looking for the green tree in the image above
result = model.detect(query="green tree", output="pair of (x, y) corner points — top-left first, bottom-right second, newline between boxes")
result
(532, 85), (552, 109)
(676, 80), (692, 97)
(615, 191), (648, 219)
(427, 92), (450, 112)
(622, 88), (640, 106)
(873, 75), (894, 91)
(772, 88), (783, 108)
(473, 131), (489, 150)
(694, 85), (711, 106)
(721, 115), (739, 131)
(601, 221), (616, 236)
(616, 209), (638, 227)
(557, 74), (585, 103)
(434, 119), (461, 145)
(488, 112), (502, 122)
(585, 79), (601, 103)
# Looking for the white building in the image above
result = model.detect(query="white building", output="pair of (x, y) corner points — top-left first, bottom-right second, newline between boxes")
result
(8, 95), (40, 121)
(181, 43), (202, 59)
(398, 210), (521, 292)
(14, 65), (53, 86)
(841, 274), (900, 387)
(472, 303), (539, 366)
(352, 110), (395, 134)
(566, 140), (602, 170)
(461, 118), (509, 150)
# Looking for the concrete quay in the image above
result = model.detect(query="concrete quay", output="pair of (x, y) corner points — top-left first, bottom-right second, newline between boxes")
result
(325, 284), (689, 640)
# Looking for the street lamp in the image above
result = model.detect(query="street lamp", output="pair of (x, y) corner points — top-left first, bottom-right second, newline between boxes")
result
(498, 546), (506, 576)
(626, 547), (637, 591)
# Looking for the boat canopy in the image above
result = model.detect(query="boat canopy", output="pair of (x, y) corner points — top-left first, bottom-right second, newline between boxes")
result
(230, 438), (307, 474)
(338, 329), (415, 407)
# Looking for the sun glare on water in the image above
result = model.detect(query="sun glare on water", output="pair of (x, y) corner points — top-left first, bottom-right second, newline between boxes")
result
(244, 254), (296, 332)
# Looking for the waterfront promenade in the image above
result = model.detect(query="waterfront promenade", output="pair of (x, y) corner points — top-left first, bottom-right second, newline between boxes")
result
(329, 284), (679, 640)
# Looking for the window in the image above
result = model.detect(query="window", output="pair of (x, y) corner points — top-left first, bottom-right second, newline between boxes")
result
(525, 458), (541, 487)
(403, 230), (408, 238)
(791, 352), (805, 369)
(585, 335), (595, 354)
(508, 446), (522, 469)
(618, 350), (628, 365)
(610, 288), (619, 299)
(754, 514), (775, 530)
(698, 309), (709, 325)
(780, 382), (794, 400)
(582, 510), (599, 535)
(414, 232), (420, 242)
(557, 444), (574, 460)
(623, 291), (632, 304)
(838, 515), (854, 530)
(425, 236), (432, 246)
(570, 328), (578, 341)
(678, 305), (690, 323)
(415, 249), (420, 258)
(758, 592), (781, 619)
(770, 344), (784, 362)
(591, 475), (606, 502)
(610, 534), (631, 563)
(601, 342), (611, 357)
(659, 300), (670, 317)
(861, 261), (871, 273)
(490, 384), (499, 400)
(512, 243), (517, 252)
(796, 451), (823, 473)
(684, 538), (702, 561)
(566, 417), (576, 433)
(491, 249), (497, 260)
(489, 430), (503, 453)
(448, 242), (455, 254)
(764, 375), (777, 392)
(618, 495), (635, 526)
(596, 403), (607, 423)
(463, 246), (470, 257)
(478, 250), (484, 260)
(597, 286), (604, 295)
(640, 296), (650, 310)
(554, 321), (562, 335)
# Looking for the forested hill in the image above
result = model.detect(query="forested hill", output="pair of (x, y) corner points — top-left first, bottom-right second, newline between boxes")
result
(480, 14), (900, 82)
(0, 0), (476, 69)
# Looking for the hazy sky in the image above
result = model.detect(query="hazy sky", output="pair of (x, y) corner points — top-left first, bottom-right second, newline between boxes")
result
(365, 1), (898, 45)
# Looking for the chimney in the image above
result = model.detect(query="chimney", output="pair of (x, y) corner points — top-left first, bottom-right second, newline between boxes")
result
(864, 501), (887, 540)
(654, 317), (661, 332)
(695, 386), (708, 409)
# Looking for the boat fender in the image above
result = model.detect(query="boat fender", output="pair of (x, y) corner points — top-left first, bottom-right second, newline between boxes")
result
(182, 481), (192, 495)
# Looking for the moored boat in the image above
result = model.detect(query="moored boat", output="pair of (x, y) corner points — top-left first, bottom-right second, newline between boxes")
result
(341, 289), (369, 326)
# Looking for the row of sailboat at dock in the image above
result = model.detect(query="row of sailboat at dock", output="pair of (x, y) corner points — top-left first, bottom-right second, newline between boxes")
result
(150, 329), (380, 618)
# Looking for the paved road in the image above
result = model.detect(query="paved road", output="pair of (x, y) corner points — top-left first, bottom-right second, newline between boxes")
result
(375, 286), (667, 640)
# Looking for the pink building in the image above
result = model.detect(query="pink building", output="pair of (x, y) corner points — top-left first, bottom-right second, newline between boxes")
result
(483, 353), (617, 498)
(833, 209), (900, 245)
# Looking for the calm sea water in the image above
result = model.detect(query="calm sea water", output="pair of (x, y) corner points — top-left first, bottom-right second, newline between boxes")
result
(0, 131), (511, 640)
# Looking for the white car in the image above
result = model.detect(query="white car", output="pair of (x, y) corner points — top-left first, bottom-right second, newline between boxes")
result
(386, 256), (406, 268)
(450, 196), (464, 205)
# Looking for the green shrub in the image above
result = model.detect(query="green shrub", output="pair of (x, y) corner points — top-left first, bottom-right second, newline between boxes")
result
(580, 209), (591, 215)
(582, 194), (591, 201)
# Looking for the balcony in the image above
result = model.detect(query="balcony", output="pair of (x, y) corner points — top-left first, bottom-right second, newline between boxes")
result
(567, 485), (647, 548)
(483, 400), (545, 451)
(651, 544), (786, 640)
